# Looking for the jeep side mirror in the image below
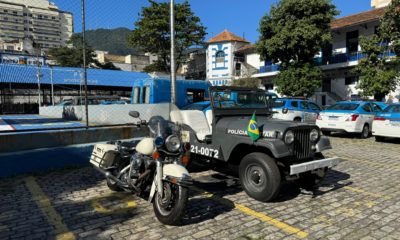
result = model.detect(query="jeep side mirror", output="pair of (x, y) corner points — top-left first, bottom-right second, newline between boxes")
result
(129, 111), (140, 118)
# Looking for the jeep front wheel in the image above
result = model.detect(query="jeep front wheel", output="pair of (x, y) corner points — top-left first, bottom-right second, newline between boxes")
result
(239, 152), (281, 202)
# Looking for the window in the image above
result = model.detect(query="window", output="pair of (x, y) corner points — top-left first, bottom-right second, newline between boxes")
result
(142, 86), (150, 104)
(215, 51), (225, 63)
(345, 76), (358, 85)
(346, 30), (359, 54)
(23, 13), (27, 16)
(300, 101), (308, 109)
(272, 100), (286, 108)
(309, 102), (321, 111)
(362, 103), (372, 112)
(4, 10), (8, 13)
(187, 89), (205, 103)
(383, 105), (400, 113)
(327, 103), (359, 111)
(291, 101), (299, 108)
(133, 87), (140, 104)
(372, 103), (382, 112)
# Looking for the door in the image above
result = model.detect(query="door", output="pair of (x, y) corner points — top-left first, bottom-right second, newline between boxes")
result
(300, 101), (314, 122)
(308, 102), (322, 122)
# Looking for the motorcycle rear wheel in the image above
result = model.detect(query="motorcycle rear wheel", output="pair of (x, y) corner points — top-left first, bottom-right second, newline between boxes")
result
(153, 181), (188, 225)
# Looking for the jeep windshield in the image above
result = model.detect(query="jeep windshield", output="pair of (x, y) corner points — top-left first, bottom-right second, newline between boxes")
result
(210, 87), (271, 116)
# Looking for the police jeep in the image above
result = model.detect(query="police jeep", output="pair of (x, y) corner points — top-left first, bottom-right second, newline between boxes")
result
(171, 86), (340, 202)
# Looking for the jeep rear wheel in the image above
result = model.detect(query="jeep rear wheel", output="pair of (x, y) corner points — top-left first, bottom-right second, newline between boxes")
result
(239, 153), (281, 202)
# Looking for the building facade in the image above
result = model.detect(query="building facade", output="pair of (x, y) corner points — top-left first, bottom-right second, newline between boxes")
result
(217, 0), (398, 105)
(206, 30), (249, 86)
(0, 0), (73, 54)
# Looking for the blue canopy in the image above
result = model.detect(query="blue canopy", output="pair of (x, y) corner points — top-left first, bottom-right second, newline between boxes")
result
(0, 64), (151, 87)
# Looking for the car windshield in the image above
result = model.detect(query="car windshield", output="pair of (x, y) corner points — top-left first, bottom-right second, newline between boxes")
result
(272, 100), (286, 108)
(383, 105), (400, 113)
(327, 103), (359, 111)
(212, 90), (267, 109)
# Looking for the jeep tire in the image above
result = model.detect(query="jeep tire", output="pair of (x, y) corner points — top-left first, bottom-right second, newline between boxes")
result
(239, 152), (281, 202)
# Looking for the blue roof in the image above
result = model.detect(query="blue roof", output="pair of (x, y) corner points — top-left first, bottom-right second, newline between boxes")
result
(0, 64), (151, 87)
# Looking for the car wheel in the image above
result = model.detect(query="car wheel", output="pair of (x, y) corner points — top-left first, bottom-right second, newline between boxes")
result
(322, 130), (331, 136)
(375, 136), (385, 142)
(360, 124), (370, 139)
(294, 117), (302, 122)
(239, 152), (281, 202)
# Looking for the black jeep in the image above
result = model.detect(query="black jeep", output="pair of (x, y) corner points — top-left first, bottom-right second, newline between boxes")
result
(174, 86), (340, 202)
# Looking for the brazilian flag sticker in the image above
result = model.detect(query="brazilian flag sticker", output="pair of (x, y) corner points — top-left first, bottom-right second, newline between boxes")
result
(247, 112), (260, 141)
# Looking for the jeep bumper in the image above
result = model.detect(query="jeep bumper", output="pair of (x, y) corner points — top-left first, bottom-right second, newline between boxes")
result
(290, 157), (341, 175)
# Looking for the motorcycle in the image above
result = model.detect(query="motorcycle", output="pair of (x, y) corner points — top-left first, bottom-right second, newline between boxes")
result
(90, 110), (192, 225)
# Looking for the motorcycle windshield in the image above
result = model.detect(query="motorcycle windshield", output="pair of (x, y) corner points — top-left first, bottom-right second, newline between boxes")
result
(147, 103), (183, 138)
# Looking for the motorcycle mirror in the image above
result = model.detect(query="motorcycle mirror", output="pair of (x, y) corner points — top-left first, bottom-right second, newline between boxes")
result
(129, 111), (140, 118)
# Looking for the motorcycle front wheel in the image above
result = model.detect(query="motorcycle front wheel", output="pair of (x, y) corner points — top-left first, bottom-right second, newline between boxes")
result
(153, 181), (188, 225)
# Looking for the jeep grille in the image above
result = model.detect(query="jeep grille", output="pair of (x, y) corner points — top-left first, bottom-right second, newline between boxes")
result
(292, 128), (312, 159)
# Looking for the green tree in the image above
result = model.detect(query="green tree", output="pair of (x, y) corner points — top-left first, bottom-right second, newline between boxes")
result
(231, 76), (261, 88)
(354, 1), (400, 100)
(49, 35), (120, 70)
(256, 0), (338, 96)
(127, 0), (206, 73)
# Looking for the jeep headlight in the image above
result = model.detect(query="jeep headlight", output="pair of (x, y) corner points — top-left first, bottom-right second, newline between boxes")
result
(284, 130), (294, 145)
(310, 129), (319, 142)
(165, 135), (181, 152)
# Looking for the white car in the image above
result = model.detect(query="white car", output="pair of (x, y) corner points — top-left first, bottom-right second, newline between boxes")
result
(316, 101), (384, 138)
(372, 103), (400, 141)
(271, 98), (321, 123)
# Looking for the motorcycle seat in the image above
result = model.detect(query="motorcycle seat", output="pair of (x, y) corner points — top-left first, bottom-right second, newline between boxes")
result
(120, 140), (139, 151)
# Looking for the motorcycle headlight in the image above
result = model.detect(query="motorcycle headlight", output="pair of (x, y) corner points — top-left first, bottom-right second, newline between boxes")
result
(310, 129), (319, 142)
(165, 135), (181, 152)
(284, 130), (294, 145)
(154, 137), (164, 147)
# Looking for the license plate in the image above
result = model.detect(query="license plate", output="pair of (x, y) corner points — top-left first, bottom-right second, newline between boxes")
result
(329, 116), (338, 120)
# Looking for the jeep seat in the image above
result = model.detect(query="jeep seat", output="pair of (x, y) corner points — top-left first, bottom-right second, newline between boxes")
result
(170, 110), (211, 141)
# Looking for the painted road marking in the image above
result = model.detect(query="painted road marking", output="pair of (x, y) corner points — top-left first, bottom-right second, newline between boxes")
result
(192, 186), (308, 238)
(91, 192), (137, 214)
(343, 186), (392, 200)
(24, 176), (75, 240)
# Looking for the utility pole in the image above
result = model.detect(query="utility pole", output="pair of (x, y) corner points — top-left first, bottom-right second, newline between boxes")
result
(170, 0), (176, 104)
(36, 48), (43, 106)
(50, 66), (54, 106)
(82, 0), (89, 127)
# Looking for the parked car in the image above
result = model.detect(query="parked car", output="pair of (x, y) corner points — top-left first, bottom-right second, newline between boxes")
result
(372, 103), (400, 141)
(316, 101), (384, 138)
(271, 98), (322, 122)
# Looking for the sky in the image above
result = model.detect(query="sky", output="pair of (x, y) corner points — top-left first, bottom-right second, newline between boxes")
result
(52, 0), (373, 43)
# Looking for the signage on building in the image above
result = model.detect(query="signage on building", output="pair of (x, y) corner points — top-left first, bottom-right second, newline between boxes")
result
(0, 54), (45, 66)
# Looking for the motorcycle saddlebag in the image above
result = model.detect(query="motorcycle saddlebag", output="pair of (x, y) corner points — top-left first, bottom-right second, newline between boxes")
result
(90, 143), (118, 169)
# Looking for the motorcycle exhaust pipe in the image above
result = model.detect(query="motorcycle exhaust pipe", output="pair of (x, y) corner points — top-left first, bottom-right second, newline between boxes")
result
(95, 166), (129, 187)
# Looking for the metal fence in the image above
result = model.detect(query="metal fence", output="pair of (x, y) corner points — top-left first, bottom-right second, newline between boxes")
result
(0, 0), (168, 134)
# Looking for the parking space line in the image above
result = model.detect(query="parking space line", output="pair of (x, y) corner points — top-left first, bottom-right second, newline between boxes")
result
(91, 192), (137, 214)
(192, 187), (308, 238)
(327, 154), (400, 171)
(24, 176), (76, 240)
(343, 186), (392, 200)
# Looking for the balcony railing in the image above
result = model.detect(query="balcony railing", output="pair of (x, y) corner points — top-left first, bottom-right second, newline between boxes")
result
(314, 51), (396, 66)
(259, 51), (397, 73)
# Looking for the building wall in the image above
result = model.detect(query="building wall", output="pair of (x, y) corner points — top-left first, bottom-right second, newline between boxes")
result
(371, 0), (392, 8)
(331, 22), (377, 54)
(206, 41), (248, 86)
(0, 0), (73, 53)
